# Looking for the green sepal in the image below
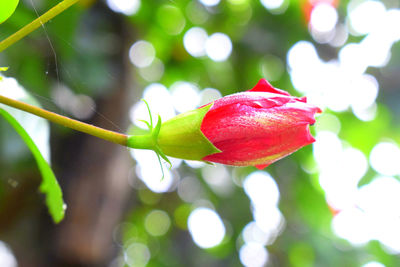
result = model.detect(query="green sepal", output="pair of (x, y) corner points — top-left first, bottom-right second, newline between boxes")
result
(127, 103), (220, 165)
(157, 104), (221, 161)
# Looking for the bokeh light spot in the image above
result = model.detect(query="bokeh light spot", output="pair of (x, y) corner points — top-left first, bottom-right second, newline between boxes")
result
(138, 58), (164, 82)
(0, 242), (17, 267)
(130, 83), (176, 128)
(170, 81), (200, 113)
(310, 3), (338, 33)
(205, 33), (232, 62)
(178, 176), (205, 202)
(332, 207), (371, 245)
(370, 142), (400, 176)
(157, 5), (186, 35)
(188, 207), (226, 248)
(242, 221), (272, 245)
(348, 0), (386, 36)
(200, 0), (220, 7)
(124, 243), (150, 267)
(243, 171), (279, 208)
(131, 149), (175, 193)
(260, 0), (284, 10)
(362, 262), (385, 267)
(202, 165), (234, 196)
(183, 27), (208, 57)
(239, 242), (269, 267)
(199, 88), (222, 106)
(106, 0), (140, 15)
(129, 41), (155, 68)
(144, 210), (171, 236)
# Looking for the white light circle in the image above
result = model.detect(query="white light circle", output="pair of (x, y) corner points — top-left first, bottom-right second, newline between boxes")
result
(188, 207), (226, 248)
(243, 171), (280, 208)
(199, 0), (220, 7)
(130, 83), (176, 128)
(239, 242), (269, 267)
(287, 41), (319, 71)
(124, 243), (150, 267)
(205, 33), (232, 62)
(356, 176), (400, 217)
(199, 88), (222, 106)
(106, 0), (141, 15)
(0, 242), (17, 267)
(339, 43), (367, 75)
(170, 82), (200, 113)
(138, 58), (164, 82)
(370, 142), (400, 176)
(348, 1), (386, 36)
(242, 221), (272, 245)
(310, 3), (338, 33)
(260, 0), (284, 10)
(129, 41), (155, 68)
(136, 163), (174, 193)
(183, 27), (208, 57)
(350, 74), (379, 110)
(362, 262), (385, 267)
(331, 207), (371, 245)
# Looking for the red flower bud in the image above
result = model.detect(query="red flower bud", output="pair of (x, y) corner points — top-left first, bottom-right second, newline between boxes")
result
(200, 79), (321, 169)
(131, 79), (321, 170)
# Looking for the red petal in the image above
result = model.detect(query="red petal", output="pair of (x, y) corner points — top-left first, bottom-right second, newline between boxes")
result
(255, 164), (269, 169)
(298, 96), (307, 103)
(249, 79), (291, 96)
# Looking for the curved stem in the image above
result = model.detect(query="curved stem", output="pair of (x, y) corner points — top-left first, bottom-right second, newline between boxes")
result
(0, 94), (128, 146)
(0, 0), (80, 52)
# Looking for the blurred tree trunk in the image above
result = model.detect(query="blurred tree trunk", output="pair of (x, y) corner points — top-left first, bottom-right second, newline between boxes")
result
(50, 6), (137, 267)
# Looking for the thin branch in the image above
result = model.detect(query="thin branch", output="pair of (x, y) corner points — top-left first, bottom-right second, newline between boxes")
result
(0, 0), (80, 52)
(0, 94), (128, 146)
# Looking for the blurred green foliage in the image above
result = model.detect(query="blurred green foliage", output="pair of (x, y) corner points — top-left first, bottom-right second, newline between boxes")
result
(1, 0), (400, 267)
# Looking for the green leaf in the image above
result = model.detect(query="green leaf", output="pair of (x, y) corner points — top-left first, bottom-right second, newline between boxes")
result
(0, 108), (65, 223)
(0, 0), (19, 24)
(0, 76), (64, 223)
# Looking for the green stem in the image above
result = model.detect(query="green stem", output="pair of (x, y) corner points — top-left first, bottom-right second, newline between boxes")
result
(0, 0), (80, 52)
(0, 94), (128, 146)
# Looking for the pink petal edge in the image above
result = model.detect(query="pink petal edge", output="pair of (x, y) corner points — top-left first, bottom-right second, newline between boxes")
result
(248, 79), (291, 96)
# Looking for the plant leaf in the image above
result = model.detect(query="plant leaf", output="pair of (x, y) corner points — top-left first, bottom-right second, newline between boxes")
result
(0, 0), (19, 24)
(0, 108), (65, 223)
(0, 75), (65, 223)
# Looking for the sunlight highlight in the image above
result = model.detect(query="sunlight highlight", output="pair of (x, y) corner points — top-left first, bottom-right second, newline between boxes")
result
(239, 242), (269, 267)
(205, 33), (232, 62)
(314, 131), (368, 211)
(124, 242), (150, 267)
(0, 242), (17, 267)
(170, 82), (200, 113)
(183, 27), (208, 57)
(240, 171), (284, 264)
(369, 141), (400, 176)
(188, 207), (226, 248)
(129, 41), (156, 68)
(106, 0), (140, 15)
(348, 0), (386, 36)
(310, 3), (338, 33)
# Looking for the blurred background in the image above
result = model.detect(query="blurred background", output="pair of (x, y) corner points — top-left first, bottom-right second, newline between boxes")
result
(0, 0), (400, 266)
